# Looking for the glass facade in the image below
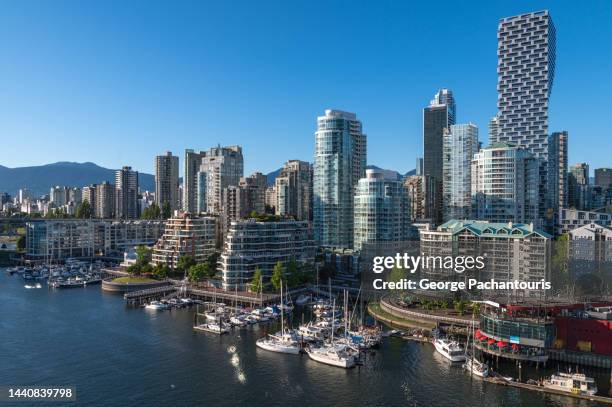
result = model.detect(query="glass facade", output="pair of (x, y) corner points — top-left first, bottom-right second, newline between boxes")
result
(313, 110), (366, 249)
(443, 123), (478, 221)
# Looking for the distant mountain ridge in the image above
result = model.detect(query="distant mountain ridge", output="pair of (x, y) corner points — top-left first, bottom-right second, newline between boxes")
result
(0, 162), (154, 197)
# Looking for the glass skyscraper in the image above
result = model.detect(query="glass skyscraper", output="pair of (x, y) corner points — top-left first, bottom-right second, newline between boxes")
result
(313, 109), (366, 249)
(423, 89), (455, 226)
(353, 169), (409, 251)
(443, 123), (479, 221)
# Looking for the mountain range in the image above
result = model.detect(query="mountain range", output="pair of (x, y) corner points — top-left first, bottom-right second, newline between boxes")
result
(0, 162), (415, 197)
(0, 162), (155, 197)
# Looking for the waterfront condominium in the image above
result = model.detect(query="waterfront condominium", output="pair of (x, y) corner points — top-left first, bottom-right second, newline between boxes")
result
(595, 168), (612, 189)
(196, 145), (244, 214)
(313, 109), (366, 249)
(82, 184), (97, 216)
(219, 219), (315, 290)
(115, 166), (139, 219)
(419, 219), (551, 298)
(151, 213), (217, 269)
(353, 169), (409, 251)
(442, 123), (479, 222)
(496, 10), (556, 159)
(275, 160), (313, 222)
(471, 143), (540, 225)
(423, 89), (455, 226)
(155, 151), (179, 211)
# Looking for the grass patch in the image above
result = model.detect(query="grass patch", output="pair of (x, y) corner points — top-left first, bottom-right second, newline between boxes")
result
(112, 276), (157, 284)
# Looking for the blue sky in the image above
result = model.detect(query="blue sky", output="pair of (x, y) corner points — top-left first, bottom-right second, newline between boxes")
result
(0, 0), (610, 176)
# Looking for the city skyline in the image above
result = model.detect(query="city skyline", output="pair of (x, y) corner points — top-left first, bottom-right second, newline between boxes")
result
(1, 1), (611, 176)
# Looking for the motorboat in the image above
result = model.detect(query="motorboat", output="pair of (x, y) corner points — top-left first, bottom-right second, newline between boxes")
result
(433, 338), (466, 362)
(305, 343), (356, 368)
(145, 301), (169, 310)
(543, 372), (598, 396)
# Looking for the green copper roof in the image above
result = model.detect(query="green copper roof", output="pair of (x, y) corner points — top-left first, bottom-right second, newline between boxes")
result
(438, 219), (551, 239)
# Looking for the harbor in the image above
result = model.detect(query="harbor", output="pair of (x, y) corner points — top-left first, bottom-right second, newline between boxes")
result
(2, 267), (612, 406)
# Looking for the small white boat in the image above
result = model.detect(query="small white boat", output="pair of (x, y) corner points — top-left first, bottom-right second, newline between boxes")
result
(433, 338), (465, 362)
(145, 301), (168, 310)
(230, 315), (248, 327)
(24, 283), (42, 289)
(463, 357), (489, 377)
(305, 343), (355, 368)
(194, 322), (230, 335)
(543, 372), (598, 396)
(256, 332), (300, 354)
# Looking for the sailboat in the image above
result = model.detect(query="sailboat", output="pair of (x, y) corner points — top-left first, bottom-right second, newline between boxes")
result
(463, 313), (488, 377)
(256, 280), (300, 354)
(305, 298), (356, 368)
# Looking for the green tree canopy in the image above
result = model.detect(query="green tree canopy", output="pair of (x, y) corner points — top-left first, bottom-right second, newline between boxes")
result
(251, 267), (263, 292)
(153, 264), (170, 279)
(16, 235), (25, 251)
(75, 200), (93, 219)
(271, 261), (284, 291)
(177, 254), (196, 272)
(161, 201), (172, 219)
(188, 263), (208, 282)
(135, 245), (152, 265)
(141, 203), (162, 220)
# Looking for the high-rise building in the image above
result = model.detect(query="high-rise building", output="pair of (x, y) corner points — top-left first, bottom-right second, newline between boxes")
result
(547, 131), (568, 232)
(96, 181), (115, 219)
(497, 10), (556, 159)
(183, 149), (206, 213)
(415, 157), (423, 176)
(115, 166), (139, 219)
(488, 115), (500, 145)
(196, 145), (244, 214)
(471, 143), (540, 224)
(423, 89), (455, 226)
(275, 160), (312, 221)
(82, 185), (97, 215)
(313, 109), (366, 249)
(595, 168), (612, 189)
(155, 151), (179, 211)
(50, 186), (69, 206)
(568, 163), (590, 210)
(219, 219), (315, 290)
(443, 123), (478, 221)
(222, 172), (267, 225)
(353, 169), (409, 251)
(404, 176), (426, 222)
(69, 187), (82, 205)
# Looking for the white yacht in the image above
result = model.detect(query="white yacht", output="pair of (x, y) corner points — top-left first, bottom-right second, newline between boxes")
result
(297, 322), (328, 341)
(230, 315), (248, 327)
(255, 281), (301, 355)
(305, 343), (356, 368)
(145, 301), (168, 310)
(194, 322), (230, 335)
(433, 338), (466, 362)
(543, 372), (598, 396)
(463, 357), (489, 378)
(256, 332), (300, 354)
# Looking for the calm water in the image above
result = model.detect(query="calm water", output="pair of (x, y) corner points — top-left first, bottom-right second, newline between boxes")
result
(0, 271), (608, 407)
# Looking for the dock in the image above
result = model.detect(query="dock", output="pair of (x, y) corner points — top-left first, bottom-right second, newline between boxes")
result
(484, 376), (612, 404)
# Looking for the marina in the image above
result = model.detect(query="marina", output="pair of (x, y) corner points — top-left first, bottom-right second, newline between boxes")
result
(2, 268), (612, 405)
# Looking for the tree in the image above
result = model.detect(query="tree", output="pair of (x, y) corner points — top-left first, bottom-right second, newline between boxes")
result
(454, 300), (467, 316)
(135, 245), (152, 265)
(271, 261), (284, 291)
(127, 264), (140, 276)
(75, 200), (93, 219)
(141, 203), (161, 220)
(177, 255), (196, 272)
(162, 201), (172, 219)
(16, 235), (25, 251)
(153, 264), (170, 279)
(251, 268), (263, 292)
(188, 263), (207, 282)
